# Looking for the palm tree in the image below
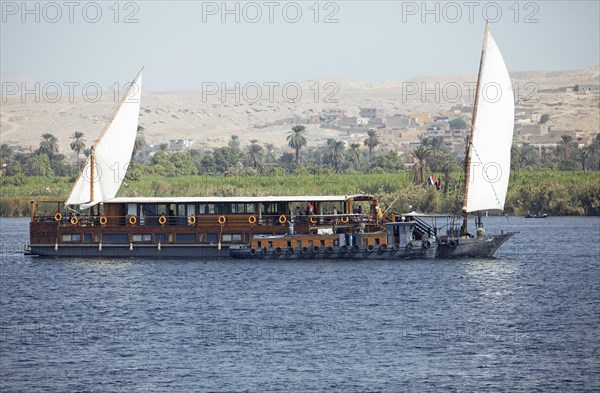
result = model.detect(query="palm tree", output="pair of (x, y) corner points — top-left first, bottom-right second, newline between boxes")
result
(347, 143), (361, 170)
(246, 142), (264, 171)
(324, 139), (345, 172)
(132, 125), (146, 159)
(38, 133), (59, 156)
(559, 134), (574, 162)
(0, 143), (13, 166)
(70, 131), (86, 166)
(439, 155), (457, 194)
(264, 143), (276, 164)
(411, 145), (432, 184)
(363, 129), (380, 159)
(228, 135), (240, 151)
(287, 125), (307, 166)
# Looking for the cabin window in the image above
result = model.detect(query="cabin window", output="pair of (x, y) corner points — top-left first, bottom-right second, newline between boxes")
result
(132, 234), (152, 242)
(262, 202), (283, 215)
(176, 233), (196, 243)
(375, 238), (380, 245)
(231, 203), (255, 214)
(127, 204), (137, 216)
(61, 233), (81, 242)
(156, 233), (166, 243)
(207, 233), (218, 243)
(83, 233), (93, 243)
(198, 203), (219, 214)
(103, 233), (128, 243)
(222, 234), (242, 242)
(320, 240), (325, 246)
(187, 204), (196, 224)
(168, 234), (174, 243)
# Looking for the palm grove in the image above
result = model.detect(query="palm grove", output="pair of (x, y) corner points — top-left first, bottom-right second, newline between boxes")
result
(1, 124), (599, 215)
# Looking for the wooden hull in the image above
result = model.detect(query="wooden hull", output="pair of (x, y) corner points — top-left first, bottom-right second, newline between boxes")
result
(28, 243), (233, 259)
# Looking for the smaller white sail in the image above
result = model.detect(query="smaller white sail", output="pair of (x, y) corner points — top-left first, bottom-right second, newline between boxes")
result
(66, 70), (143, 208)
(466, 32), (514, 213)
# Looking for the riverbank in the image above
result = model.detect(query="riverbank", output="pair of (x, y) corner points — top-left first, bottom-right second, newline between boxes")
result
(1, 170), (598, 216)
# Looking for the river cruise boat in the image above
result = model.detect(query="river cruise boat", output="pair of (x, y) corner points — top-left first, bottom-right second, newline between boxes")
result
(27, 23), (518, 259)
(29, 195), (389, 258)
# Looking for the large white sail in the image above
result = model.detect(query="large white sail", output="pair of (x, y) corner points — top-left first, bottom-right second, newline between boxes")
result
(465, 32), (514, 213)
(66, 70), (143, 208)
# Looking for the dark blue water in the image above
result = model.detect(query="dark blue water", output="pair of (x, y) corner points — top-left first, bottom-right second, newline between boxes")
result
(1, 216), (599, 392)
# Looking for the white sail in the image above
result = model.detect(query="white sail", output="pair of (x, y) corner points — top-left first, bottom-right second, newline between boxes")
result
(465, 32), (514, 213)
(66, 70), (143, 208)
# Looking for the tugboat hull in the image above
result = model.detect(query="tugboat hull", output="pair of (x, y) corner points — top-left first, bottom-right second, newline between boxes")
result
(436, 232), (516, 258)
(230, 244), (437, 260)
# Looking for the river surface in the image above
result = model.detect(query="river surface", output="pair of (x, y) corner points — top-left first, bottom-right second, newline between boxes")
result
(1, 216), (599, 392)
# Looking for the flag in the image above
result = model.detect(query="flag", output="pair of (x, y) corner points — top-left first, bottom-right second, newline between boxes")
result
(306, 202), (314, 211)
(428, 174), (435, 185)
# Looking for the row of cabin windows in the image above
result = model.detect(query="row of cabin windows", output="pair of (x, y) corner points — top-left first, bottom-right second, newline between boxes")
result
(126, 202), (282, 217)
(61, 233), (247, 244)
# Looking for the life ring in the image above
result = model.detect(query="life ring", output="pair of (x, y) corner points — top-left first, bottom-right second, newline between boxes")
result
(188, 215), (196, 225)
(249, 248), (257, 256)
(340, 216), (349, 224)
(248, 215), (256, 225)
(309, 217), (317, 225)
(275, 247), (282, 255)
(423, 240), (431, 249)
(129, 216), (137, 225)
(99, 216), (107, 225)
(218, 216), (226, 225)
(70, 216), (78, 225)
(406, 243), (413, 251)
(380, 244), (388, 251)
(448, 240), (457, 248)
(393, 243), (400, 251)
(326, 246), (334, 254)
(341, 245), (349, 253)
(288, 247), (294, 254)
(159, 215), (167, 225)
(312, 246), (319, 253)
(278, 214), (287, 224)
(352, 245), (360, 252)
(301, 247), (309, 255)
(54, 213), (62, 221)
(366, 245), (374, 253)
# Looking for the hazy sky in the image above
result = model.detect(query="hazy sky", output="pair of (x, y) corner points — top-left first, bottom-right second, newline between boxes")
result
(1, 1), (599, 91)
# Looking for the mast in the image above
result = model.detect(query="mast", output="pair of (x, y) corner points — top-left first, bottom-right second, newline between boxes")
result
(461, 21), (488, 235)
(90, 147), (94, 201)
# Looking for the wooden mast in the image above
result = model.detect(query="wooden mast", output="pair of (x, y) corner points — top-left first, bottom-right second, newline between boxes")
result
(90, 147), (94, 201)
(461, 21), (488, 235)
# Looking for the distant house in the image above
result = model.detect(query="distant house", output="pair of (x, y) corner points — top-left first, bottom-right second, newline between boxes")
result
(359, 108), (385, 120)
(169, 139), (194, 151)
(337, 117), (370, 127)
(385, 114), (415, 129)
(574, 84), (600, 94)
(321, 109), (347, 123)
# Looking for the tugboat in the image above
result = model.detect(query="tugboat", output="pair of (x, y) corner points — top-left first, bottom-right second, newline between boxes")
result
(229, 220), (437, 260)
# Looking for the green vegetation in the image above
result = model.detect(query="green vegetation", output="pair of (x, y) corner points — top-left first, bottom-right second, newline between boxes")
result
(1, 129), (599, 217)
(1, 170), (598, 217)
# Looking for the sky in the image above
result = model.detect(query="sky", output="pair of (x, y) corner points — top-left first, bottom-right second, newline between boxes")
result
(1, 1), (599, 91)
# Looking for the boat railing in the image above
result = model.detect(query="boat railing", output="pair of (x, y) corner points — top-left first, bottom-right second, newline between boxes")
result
(32, 212), (378, 228)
